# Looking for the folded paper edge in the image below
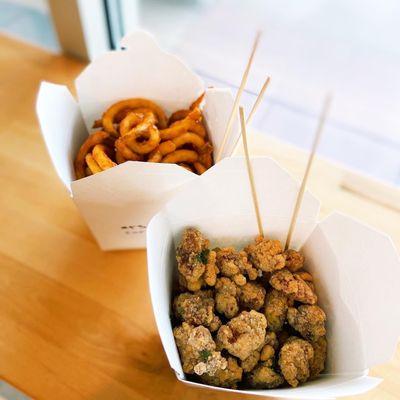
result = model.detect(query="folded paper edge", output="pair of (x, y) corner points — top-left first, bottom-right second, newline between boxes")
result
(147, 212), (184, 375)
(318, 211), (400, 368)
(176, 372), (380, 399)
(36, 81), (87, 192)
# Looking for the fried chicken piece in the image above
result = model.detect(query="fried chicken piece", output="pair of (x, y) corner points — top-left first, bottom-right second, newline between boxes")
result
(264, 289), (291, 332)
(217, 310), (267, 360)
(215, 277), (240, 319)
(241, 350), (260, 372)
(305, 280), (315, 292)
(176, 228), (218, 291)
(294, 271), (313, 282)
(250, 332), (278, 367)
(200, 356), (243, 389)
(285, 249), (305, 272)
(270, 269), (317, 304)
(209, 315), (222, 332)
(194, 351), (228, 376)
(260, 344), (275, 364)
(294, 271), (315, 292)
(247, 362), (284, 389)
(278, 337), (314, 387)
(216, 247), (258, 285)
(173, 322), (226, 375)
(310, 336), (327, 378)
(204, 250), (218, 286)
(238, 281), (266, 311)
(287, 305), (326, 342)
(245, 236), (286, 273)
(264, 331), (279, 350)
(173, 290), (216, 330)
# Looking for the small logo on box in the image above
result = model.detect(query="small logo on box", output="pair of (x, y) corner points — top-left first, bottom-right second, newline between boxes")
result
(121, 225), (146, 234)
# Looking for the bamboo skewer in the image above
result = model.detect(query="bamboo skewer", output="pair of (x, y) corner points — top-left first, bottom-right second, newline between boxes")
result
(231, 76), (272, 155)
(246, 76), (271, 124)
(239, 106), (264, 237)
(285, 94), (333, 250)
(215, 31), (262, 162)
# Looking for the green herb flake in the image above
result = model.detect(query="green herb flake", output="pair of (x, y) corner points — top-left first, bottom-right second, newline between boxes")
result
(199, 349), (211, 362)
(196, 249), (210, 264)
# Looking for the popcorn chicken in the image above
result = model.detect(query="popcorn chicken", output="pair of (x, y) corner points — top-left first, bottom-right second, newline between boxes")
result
(260, 344), (275, 363)
(209, 315), (222, 333)
(172, 230), (328, 390)
(194, 351), (228, 376)
(215, 277), (240, 319)
(176, 228), (218, 291)
(173, 290), (216, 330)
(245, 236), (286, 273)
(217, 310), (267, 360)
(216, 247), (258, 285)
(278, 337), (314, 387)
(173, 322), (226, 375)
(310, 336), (328, 377)
(247, 363), (284, 389)
(239, 281), (266, 311)
(285, 249), (305, 272)
(255, 333), (279, 367)
(264, 331), (279, 350)
(294, 271), (315, 292)
(204, 250), (218, 286)
(241, 350), (260, 372)
(287, 305), (326, 342)
(264, 289), (291, 332)
(200, 357), (243, 389)
(270, 269), (317, 304)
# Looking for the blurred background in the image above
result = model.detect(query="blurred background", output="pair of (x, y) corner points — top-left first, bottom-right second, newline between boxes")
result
(1, 0), (399, 188)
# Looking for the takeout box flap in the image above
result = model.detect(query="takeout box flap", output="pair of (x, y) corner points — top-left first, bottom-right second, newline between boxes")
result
(71, 162), (195, 249)
(36, 81), (87, 191)
(75, 30), (204, 131)
(203, 88), (239, 160)
(163, 156), (320, 249)
(303, 212), (400, 371)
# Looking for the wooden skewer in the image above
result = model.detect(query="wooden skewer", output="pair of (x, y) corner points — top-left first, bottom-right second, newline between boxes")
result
(239, 106), (264, 237)
(230, 76), (271, 155)
(285, 94), (333, 250)
(246, 76), (271, 124)
(215, 31), (262, 162)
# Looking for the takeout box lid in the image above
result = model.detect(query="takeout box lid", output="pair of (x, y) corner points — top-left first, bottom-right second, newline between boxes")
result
(36, 31), (240, 191)
(147, 156), (400, 398)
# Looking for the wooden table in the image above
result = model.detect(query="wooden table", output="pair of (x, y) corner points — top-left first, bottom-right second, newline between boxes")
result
(0, 35), (399, 400)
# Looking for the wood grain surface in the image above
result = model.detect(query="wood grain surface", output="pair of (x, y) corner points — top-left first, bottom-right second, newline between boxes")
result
(0, 34), (399, 400)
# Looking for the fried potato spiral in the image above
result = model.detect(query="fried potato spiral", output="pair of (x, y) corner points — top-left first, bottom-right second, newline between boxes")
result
(102, 98), (168, 135)
(74, 93), (213, 179)
(162, 149), (199, 164)
(172, 133), (205, 150)
(74, 131), (114, 179)
(92, 144), (116, 170)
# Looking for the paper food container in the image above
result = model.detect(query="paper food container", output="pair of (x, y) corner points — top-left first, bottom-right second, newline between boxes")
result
(36, 31), (239, 250)
(147, 156), (400, 399)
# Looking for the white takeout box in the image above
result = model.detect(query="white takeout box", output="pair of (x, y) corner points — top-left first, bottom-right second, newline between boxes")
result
(147, 156), (400, 399)
(36, 31), (239, 250)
